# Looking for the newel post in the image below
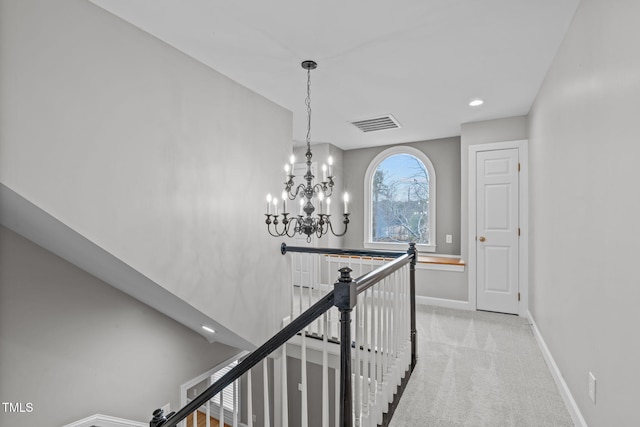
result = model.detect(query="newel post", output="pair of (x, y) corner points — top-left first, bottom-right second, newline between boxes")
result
(408, 242), (418, 370)
(334, 266), (356, 427)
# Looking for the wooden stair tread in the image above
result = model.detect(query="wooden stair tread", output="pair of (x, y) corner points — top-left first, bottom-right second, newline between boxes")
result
(185, 410), (231, 427)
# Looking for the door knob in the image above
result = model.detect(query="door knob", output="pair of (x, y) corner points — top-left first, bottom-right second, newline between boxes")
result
(478, 236), (486, 242)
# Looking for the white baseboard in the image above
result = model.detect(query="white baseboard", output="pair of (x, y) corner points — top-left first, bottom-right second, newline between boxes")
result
(415, 296), (471, 310)
(61, 414), (146, 427)
(527, 311), (588, 427)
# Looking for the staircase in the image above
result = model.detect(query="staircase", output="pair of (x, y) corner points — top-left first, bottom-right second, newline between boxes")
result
(149, 244), (418, 427)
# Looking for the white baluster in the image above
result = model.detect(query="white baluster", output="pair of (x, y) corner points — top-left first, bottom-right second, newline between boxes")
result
(282, 345), (289, 427)
(220, 384), (224, 427)
(392, 271), (400, 388)
(291, 254), (296, 319)
(247, 369), (253, 427)
(362, 288), (370, 426)
(334, 368), (340, 427)
(315, 253), (322, 335)
(206, 377), (211, 427)
(322, 313), (329, 427)
(301, 329), (308, 427)
(376, 277), (383, 425)
(263, 359), (270, 427)
(290, 255), (294, 320)
(192, 390), (198, 427)
(387, 274), (394, 403)
(354, 296), (361, 426)
(393, 268), (404, 378)
(382, 276), (389, 406)
(327, 256), (333, 339)
(233, 379), (238, 427)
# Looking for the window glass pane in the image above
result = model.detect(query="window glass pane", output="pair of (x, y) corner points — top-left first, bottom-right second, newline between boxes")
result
(372, 154), (429, 244)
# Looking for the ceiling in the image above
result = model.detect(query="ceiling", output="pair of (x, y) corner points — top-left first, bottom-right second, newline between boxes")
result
(89, 0), (580, 150)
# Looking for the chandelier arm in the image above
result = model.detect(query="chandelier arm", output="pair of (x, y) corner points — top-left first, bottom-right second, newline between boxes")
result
(284, 217), (300, 238)
(266, 224), (286, 238)
(326, 214), (350, 237)
(311, 183), (333, 198)
(288, 183), (306, 200)
(266, 215), (293, 238)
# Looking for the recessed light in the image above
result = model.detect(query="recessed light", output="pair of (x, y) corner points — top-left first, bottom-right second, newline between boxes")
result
(202, 325), (216, 334)
(469, 99), (484, 107)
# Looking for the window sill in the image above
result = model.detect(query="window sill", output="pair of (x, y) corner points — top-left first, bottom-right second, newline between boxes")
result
(326, 252), (465, 272)
(363, 241), (436, 253)
(417, 255), (465, 272)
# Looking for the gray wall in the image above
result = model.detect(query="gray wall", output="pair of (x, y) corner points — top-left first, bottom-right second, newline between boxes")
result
(528, 0), (640, 425)
(285, 356), (336, 427)
(455, 116), (529, 305)
(0, 226), (241, 426)
(460, 116), (529, 262)
(341, 137), (463, 302)
(0, 0), (292, 345)
(342, 137), (461, 255)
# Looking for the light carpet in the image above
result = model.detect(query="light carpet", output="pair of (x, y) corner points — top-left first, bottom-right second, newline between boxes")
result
(389, 306), (574, 427)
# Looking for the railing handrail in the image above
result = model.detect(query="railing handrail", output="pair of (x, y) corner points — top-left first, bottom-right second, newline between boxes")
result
(280, 242), (403, 259)
(354, 253), (412, 294)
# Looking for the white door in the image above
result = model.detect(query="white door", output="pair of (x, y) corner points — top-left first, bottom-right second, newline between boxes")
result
(476, 148), (519, 314)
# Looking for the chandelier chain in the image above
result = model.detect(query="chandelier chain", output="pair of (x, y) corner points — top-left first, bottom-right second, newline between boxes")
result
(306, 67), (312, 148)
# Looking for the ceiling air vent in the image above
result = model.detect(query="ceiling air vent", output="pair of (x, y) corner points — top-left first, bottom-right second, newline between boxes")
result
(351, 114), (401, 133)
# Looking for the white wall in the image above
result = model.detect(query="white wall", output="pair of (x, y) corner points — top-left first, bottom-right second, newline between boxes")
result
(0, 0), (292, 345)
(0, 226), (241, 426)
(528, 0), (640, 425)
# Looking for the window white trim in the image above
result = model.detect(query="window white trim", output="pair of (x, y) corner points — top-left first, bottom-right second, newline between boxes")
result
(180, 351), (250, 427)
(363, 146), (436, 252)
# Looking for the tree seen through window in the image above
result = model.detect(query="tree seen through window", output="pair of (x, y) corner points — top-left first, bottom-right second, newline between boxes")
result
(372, 154), (429, 244)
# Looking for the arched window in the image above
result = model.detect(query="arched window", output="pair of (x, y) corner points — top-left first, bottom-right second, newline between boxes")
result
(364, 146), (436, 252)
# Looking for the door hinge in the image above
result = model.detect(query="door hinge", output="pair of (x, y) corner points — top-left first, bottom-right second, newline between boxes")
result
(518, 227), (521, 236)
(518, 162), (521, 172)
(518, 292), (521, 301)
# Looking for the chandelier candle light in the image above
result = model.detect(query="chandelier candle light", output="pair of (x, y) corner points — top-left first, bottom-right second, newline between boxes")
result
(265, 60), (350, 242)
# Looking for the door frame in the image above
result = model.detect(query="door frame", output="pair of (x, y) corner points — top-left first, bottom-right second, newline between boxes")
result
(468, 140), (529, 317)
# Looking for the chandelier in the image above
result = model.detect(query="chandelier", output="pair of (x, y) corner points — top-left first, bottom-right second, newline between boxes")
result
(265, 60), (350, 242)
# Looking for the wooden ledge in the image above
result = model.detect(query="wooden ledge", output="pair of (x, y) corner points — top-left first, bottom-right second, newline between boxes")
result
(325, 253), (465, 266)
(417, 255), (465, 266)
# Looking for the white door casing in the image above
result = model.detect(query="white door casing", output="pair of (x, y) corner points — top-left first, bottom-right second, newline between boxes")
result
(476, 148), (519, 314)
